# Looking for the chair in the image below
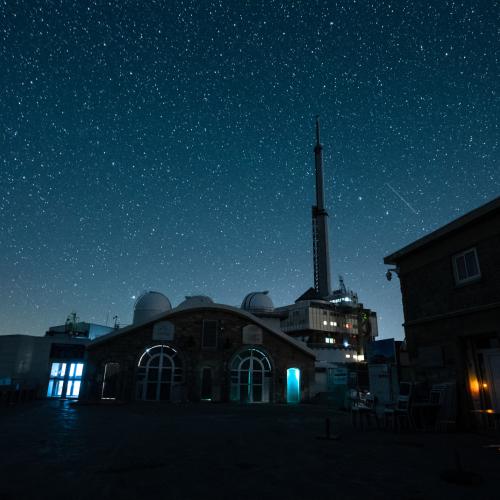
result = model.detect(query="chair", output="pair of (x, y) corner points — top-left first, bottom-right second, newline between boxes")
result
(384, 382), (414, 431)
(432, 383), (456, 432)
(351, 393), (379, 429)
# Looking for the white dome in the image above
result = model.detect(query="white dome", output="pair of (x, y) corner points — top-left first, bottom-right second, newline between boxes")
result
(133, 291), (172, 324)
(177, 295), (214, 309)
(241, 291), (274, 313)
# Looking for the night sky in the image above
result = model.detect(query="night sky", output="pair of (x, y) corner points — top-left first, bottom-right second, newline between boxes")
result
(1, 1), (498, 339)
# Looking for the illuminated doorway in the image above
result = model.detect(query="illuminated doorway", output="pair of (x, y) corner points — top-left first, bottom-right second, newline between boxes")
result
(230, 349), (272, 403)
(101, 362), (120, 400)
(136, 345), (183, 401)
(47, 362), (84, 399)
(287, 368), (301, 403)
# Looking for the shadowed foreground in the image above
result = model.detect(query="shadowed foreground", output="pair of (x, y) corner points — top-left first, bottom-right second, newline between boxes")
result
(0, 401), (498, 499)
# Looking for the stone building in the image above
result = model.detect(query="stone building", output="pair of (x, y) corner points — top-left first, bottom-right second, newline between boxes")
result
(384, 196), (500, 427)
(80, 293), (315, 403)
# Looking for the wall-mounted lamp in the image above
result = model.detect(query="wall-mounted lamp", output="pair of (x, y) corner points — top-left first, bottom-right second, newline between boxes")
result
(385, 268), (400, 281)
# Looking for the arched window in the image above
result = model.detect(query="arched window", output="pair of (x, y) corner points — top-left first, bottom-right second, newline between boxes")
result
(136, 345), (183, 401)
(230, 349), (272, 403)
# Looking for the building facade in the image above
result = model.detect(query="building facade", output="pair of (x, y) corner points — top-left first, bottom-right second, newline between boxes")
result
(80, 299), (315, 404)
(384, 196), (500, 427)
(0, 318), (113, 401)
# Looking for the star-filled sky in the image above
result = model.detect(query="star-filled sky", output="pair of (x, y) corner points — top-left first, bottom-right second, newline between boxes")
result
(1, 0), (498, 338)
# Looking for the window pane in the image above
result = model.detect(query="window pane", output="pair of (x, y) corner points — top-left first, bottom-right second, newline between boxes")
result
(75, 364), (84, 377)
(465, 251), (479, 277)
(66, 381), (73, 396)
(253, 385), (262, 402)
(455, 256), (467, 280)
(72, 381), (81, 397)
(56, 381), (63, 396)
(148, 368), (159, 381)
(161, 369), (172, 382)
(149, 356), (160, 367)
(47, 380), (54, 397)
(240, 384), (249, 402)
(240, 370), (249, 384)
(146, 383), (157, 400)
(50, 363), (60, 377)
(69, 364), (76, 377)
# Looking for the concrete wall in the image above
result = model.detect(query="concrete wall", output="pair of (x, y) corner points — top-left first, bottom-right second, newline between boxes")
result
(0, 336), (51, 389)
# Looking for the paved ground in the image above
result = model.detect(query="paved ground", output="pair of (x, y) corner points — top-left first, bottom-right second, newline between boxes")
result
(0, 401), (499, 499)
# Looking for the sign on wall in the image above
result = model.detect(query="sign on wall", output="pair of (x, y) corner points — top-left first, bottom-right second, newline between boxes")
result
(153, 321), (175, 341)
(331, 366), (348, 385)
(242, 324), (263, 345)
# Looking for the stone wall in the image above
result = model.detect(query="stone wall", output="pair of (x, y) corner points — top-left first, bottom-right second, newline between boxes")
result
(397, 210), (500, 323)
(81, 308), (315, 403)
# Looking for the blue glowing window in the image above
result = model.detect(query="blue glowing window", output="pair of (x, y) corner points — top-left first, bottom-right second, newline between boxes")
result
(47, 362), (84, 399)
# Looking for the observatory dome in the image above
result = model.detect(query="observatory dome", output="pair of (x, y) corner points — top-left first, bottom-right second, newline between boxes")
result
(177, 295), (214, 309)
(133, 291), (172, 324)
(241, 291), (274, 313)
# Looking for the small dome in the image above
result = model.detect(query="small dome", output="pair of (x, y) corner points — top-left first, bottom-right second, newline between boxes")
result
(241, 291), (274, 313)
(133, 291), (172, 324)
(177, 295), (214, 309)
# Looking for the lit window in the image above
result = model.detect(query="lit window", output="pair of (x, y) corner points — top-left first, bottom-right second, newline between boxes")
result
(345, 354), (351, 358)
(325, 337), (334, 344)
(345, 323), (350, 328)
(323, 320), (328, 325)
(453, 248), (480, 284)
(47, 362), (84, 399)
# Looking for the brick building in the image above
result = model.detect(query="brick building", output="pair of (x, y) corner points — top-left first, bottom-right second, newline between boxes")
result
(80, 295), (315, 404)
(384, 196), (500, 427)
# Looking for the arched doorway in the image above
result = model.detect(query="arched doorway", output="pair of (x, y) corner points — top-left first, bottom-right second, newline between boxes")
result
(136, 345), (183, 401)
(230, 349), (272, 403)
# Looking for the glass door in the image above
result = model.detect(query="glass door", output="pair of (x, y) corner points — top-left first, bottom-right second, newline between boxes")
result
(47, 362), (84, 399)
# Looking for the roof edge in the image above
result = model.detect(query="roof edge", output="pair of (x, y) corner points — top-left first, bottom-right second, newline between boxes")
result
(87, 302), (316, 358)
(384, 196), (500, 264)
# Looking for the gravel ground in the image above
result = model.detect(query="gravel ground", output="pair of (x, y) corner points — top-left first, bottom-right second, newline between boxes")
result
(0, 400), (499, 500)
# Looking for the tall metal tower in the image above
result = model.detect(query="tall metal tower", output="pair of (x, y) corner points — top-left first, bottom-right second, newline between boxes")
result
(312, 117), (332, 298)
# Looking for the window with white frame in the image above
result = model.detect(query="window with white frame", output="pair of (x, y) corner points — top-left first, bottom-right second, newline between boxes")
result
(453, 248), (481, 284)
